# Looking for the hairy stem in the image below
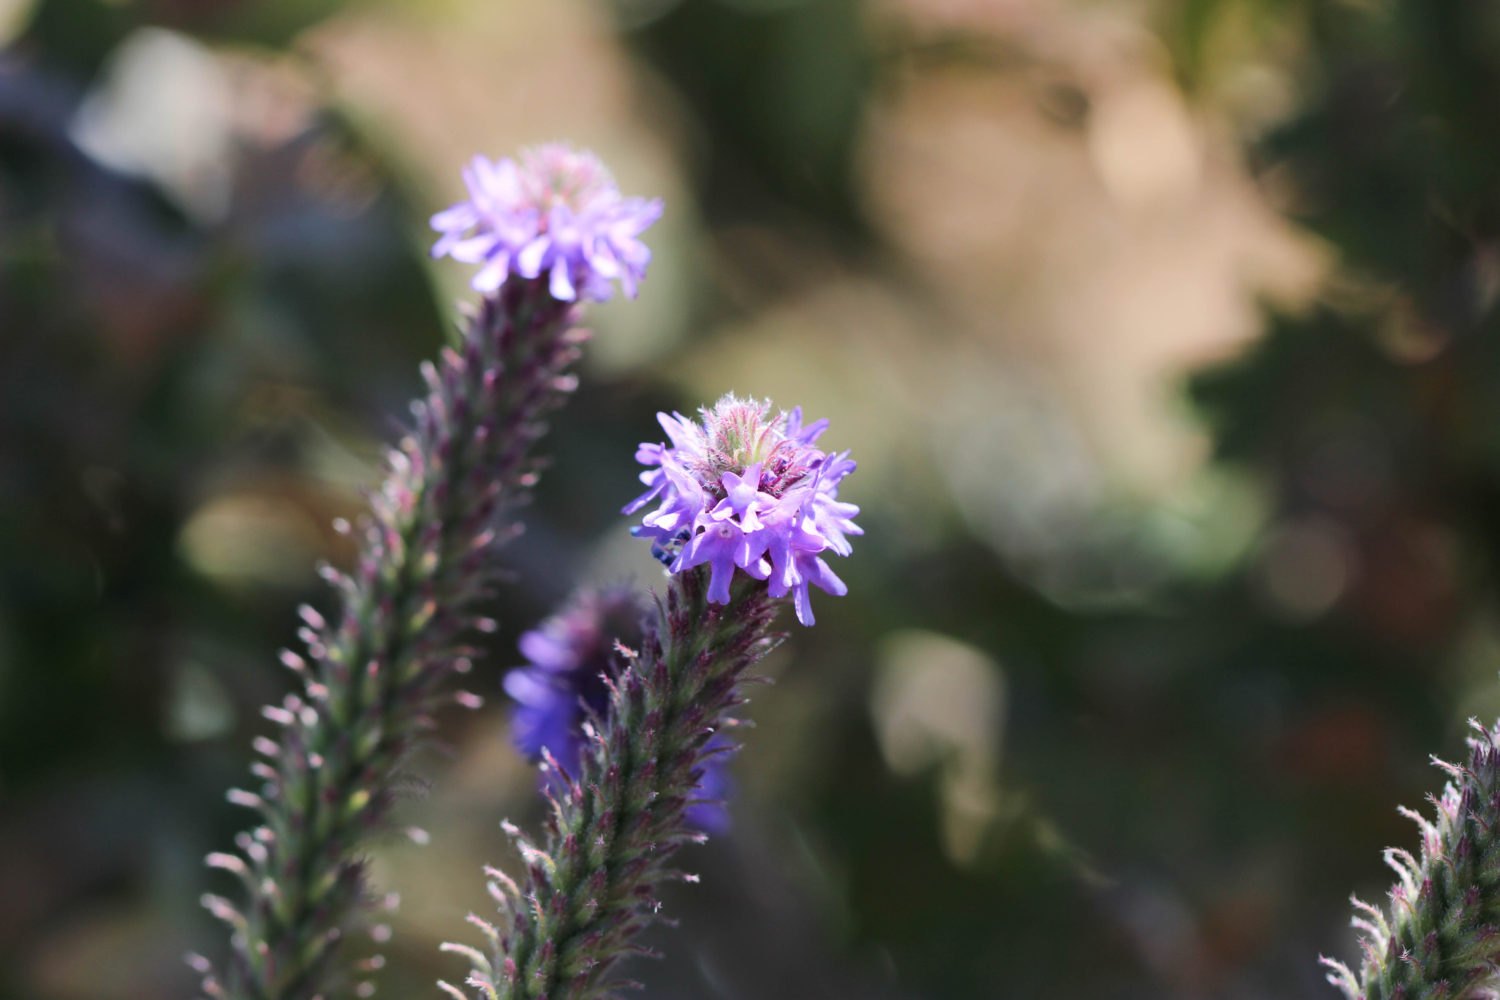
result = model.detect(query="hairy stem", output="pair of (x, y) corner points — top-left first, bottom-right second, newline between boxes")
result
(198, 282), (586, 1000)
(449, 568), (782, 1000)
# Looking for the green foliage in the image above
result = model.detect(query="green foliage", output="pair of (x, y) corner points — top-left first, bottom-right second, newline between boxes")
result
(621, 0), (874, 240)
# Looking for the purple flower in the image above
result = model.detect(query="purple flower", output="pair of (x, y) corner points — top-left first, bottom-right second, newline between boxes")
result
(624, 395), (862, 626)
(503, 587), (732, 829)
(503, 588), (640, 768)
(686, 736), (735, 834)
(431, 144), (662, 302)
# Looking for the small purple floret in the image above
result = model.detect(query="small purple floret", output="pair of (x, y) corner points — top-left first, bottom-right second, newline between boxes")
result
(431, 144), (662, 302)
(625, 395), (861, 626)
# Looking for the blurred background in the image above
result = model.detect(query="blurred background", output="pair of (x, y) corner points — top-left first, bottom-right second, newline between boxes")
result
(5, 0), (1500, 997)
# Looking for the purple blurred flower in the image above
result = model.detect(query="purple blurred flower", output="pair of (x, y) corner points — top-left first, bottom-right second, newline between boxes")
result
(625, 395), (861, 626)
(431, 144), (662, 302)
(503, 588), (638, 767)
(503, 587), (732, 829)
(686, 736), (735, 834)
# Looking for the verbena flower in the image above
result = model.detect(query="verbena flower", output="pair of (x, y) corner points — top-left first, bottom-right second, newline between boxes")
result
(505, 587), (733, 832)
(196, 148), (659, 1000)
(430, 143), (662, 302)
(1323, 719), (1500, 1000)
(443, 397), (854, 1000)
(505, 588), (639, 766)
(625, 394), (861, 626)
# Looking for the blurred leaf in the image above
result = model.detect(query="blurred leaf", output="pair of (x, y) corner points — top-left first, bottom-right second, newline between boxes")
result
(18, 0), (135, 79)
(622, 0), (874, 239)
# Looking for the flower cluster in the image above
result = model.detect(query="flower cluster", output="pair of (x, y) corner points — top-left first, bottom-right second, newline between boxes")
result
(625, 395), (861, 626)
(430, 143), (662, 302)
(504, 588), (732, 831)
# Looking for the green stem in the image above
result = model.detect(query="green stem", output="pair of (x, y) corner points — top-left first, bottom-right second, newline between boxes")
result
(201, 283), (584, 1000)
(449, 570), (782, 1000)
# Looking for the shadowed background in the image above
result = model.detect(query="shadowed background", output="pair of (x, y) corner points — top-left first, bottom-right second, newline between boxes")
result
(4, 0), (1500, 998)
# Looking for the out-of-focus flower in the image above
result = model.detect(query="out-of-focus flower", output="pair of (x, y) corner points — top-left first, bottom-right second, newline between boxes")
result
(625, 395), (861, 625)
(430, 143), (662, 302)
(504, 587), (636, 767)
(503, 587), (731, 829)
(686, 735), (735, 833)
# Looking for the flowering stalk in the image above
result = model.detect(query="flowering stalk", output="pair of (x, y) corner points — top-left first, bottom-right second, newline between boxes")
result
(1323, 719), (1500, 1000)
(196, 145), (659, 1000)
(446, 569), (778, 1000)
(445, 396), (859, 999)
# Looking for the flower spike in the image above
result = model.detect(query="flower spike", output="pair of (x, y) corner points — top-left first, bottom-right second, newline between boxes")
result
(198, 147), (659, 1000)
(1329, 719), (1500, 1000)
(448, 397), (856, 1000)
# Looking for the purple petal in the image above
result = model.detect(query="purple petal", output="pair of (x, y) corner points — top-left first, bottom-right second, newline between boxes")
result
(430, 203), (476, 232)
(516, 236), (550, 278)
(449, 236), (498, 264)
(803, 554), (847, 596)
(552, 258), (578, 301)
(471, 253), (510, 293)
(622, 470), (667, 515)
(793, 583), (815, 626)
